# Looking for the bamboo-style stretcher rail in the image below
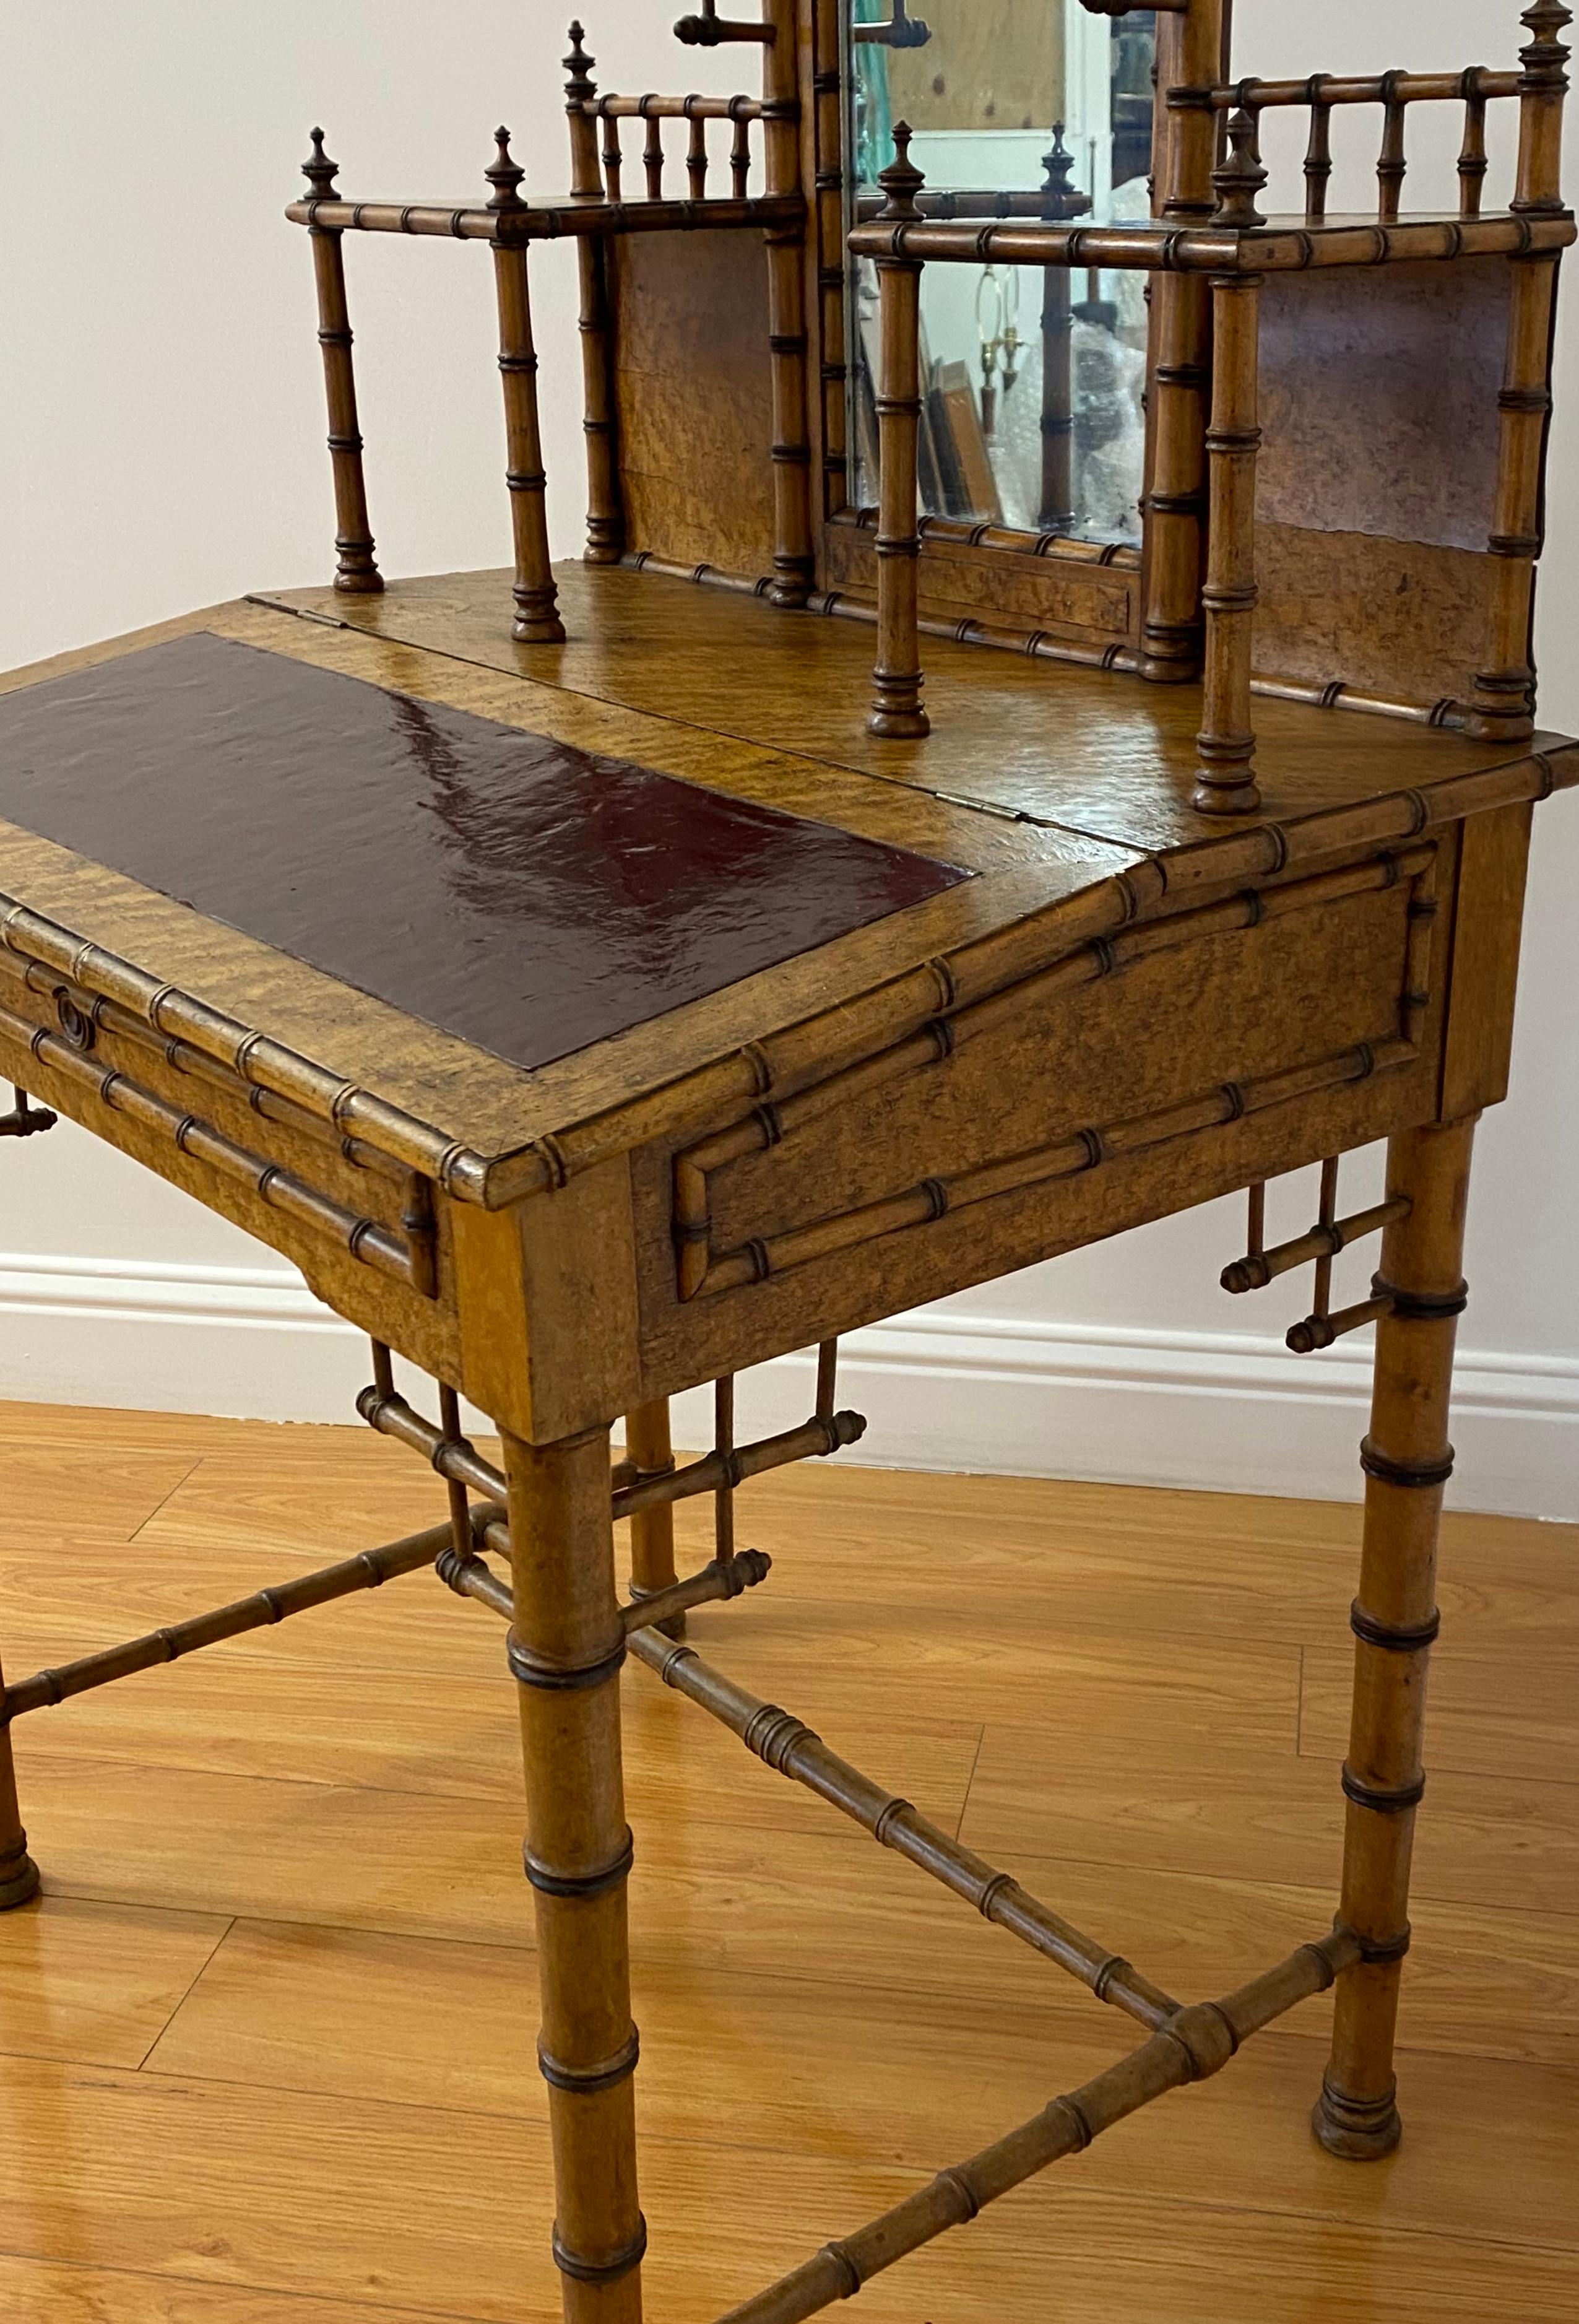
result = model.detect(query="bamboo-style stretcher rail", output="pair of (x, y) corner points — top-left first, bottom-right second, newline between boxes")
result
(285, 193), (802, 244)
(1222, 1196), (1411, 1294)
(0, 996), (431, 1295)
(0, 1085), (54, 1138)
(846, 210), (1575, 274)
(0, 1509), (495, 1725)
(712, 1927), (1361, 2324)
(356, 1376), (869, 1519)
(437, 1541), (773, 1636)
(632, 1629), (1185, 2031)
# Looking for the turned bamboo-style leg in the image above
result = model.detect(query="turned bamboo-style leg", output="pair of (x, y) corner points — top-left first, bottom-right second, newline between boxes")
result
(0, 1652), (40, 1910)
(625, 1400), (683, 1639)
(493, 241), (566, 645)
(302, 131), (383, 596)
(1314, 1117), (1475, 2161)
(868, 125), (929, 742)
(506, 1424), (644, 2317)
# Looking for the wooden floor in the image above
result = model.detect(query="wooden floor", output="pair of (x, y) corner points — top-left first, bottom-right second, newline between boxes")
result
(0, 1401), (1575, 2323)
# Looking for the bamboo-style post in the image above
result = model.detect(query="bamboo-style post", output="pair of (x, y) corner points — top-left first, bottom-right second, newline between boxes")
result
(488, 131), (567, 644)
(1314, 1118), (1475, 2160)
(625, 1400), (683, 1637)
(1139, 0), (1226, 683)
(1037, 127), (1084, 535)
(1471, 2), (1572, 739)
(1376, 73), (1408, 221)
(686, 100), (710, 198)
(1458, 69), (1490, 217)
(0, 1651), (39, 1909)
(868, 124), (930, 740)
(506, 1423), (645, 2318)
(813, 0), (850, 521)
(1304, 79), (1335, 221)
(301, 130), (384, 595)
(763, 0), (815, 607)
(566, 28), (626, 566)
(1193, 114), (1265, 816)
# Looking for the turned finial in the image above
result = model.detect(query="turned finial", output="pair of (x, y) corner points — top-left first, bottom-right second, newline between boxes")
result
(1212, 108), (1268, 228)
(878, 121), (926, 220)
(1521, 1), (1574, 82)
(1040, 122), (1089, 223)
(487, 126), (527, 211)
(301, 127), (339, 200)
(564, 19), (597, 100)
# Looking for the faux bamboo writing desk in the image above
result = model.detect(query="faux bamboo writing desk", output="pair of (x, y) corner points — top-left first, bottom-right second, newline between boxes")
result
(3, 5), (1577, 2320)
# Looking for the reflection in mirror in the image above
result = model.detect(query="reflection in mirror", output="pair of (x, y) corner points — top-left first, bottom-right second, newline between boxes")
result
(847, 1), (1156, 546)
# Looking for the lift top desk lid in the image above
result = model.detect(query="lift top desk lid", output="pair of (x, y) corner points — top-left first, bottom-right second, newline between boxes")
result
(0, 578), (1573, 1213)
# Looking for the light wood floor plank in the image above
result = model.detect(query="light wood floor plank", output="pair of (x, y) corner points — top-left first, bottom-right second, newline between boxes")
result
(962, 1724), (1579, 1914)
(0, 2254), (483, 2324)
(1, 1403), (1576, 2323)
(0, 1894), (230, 2069)
(1302, 1641), (1579, 1783)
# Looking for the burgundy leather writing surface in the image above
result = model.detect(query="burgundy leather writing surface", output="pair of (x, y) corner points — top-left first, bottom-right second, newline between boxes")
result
(0, 633), (967, 1072)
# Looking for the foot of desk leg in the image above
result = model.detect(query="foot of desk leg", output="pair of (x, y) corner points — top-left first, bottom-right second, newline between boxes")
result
(0, 1690), (40, 1910)
(1313, 1117), (1474, 2164)
(505, 1424), (645, 2322)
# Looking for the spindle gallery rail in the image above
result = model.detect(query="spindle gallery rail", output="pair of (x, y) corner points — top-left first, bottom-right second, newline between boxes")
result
(1205, 71), (1523, 223)
(569, 90), (765, 202)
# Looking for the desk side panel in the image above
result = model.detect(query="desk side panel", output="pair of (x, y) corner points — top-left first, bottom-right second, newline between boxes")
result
(628, 839), (1460, 1397)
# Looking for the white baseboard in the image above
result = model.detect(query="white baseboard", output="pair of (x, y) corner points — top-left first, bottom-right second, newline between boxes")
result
(0, 1252), (1575, 1522)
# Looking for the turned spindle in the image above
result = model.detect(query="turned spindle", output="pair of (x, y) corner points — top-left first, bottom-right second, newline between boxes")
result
(868, 124), (930, 740)
(302, 129), (383, 595)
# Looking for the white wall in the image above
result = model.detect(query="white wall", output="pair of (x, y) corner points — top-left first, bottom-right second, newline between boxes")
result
(1, 2), (1575, 1515)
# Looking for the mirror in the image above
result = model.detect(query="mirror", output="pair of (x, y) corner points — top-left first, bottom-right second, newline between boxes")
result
(846, 1), (1157, 547)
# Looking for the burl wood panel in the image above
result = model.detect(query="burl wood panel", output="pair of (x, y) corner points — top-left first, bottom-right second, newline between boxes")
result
(1253, 522), (1500, 709)
(0, 631), (966, 1075)
(1254, 260), (1511, 709)
(612, 231), (777, 579)
(1258, 261), (1509, 554)
(703, 874), (1418, 1253)
(823, 522), (1136, 643)
(629, 851), (1450, 1397)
